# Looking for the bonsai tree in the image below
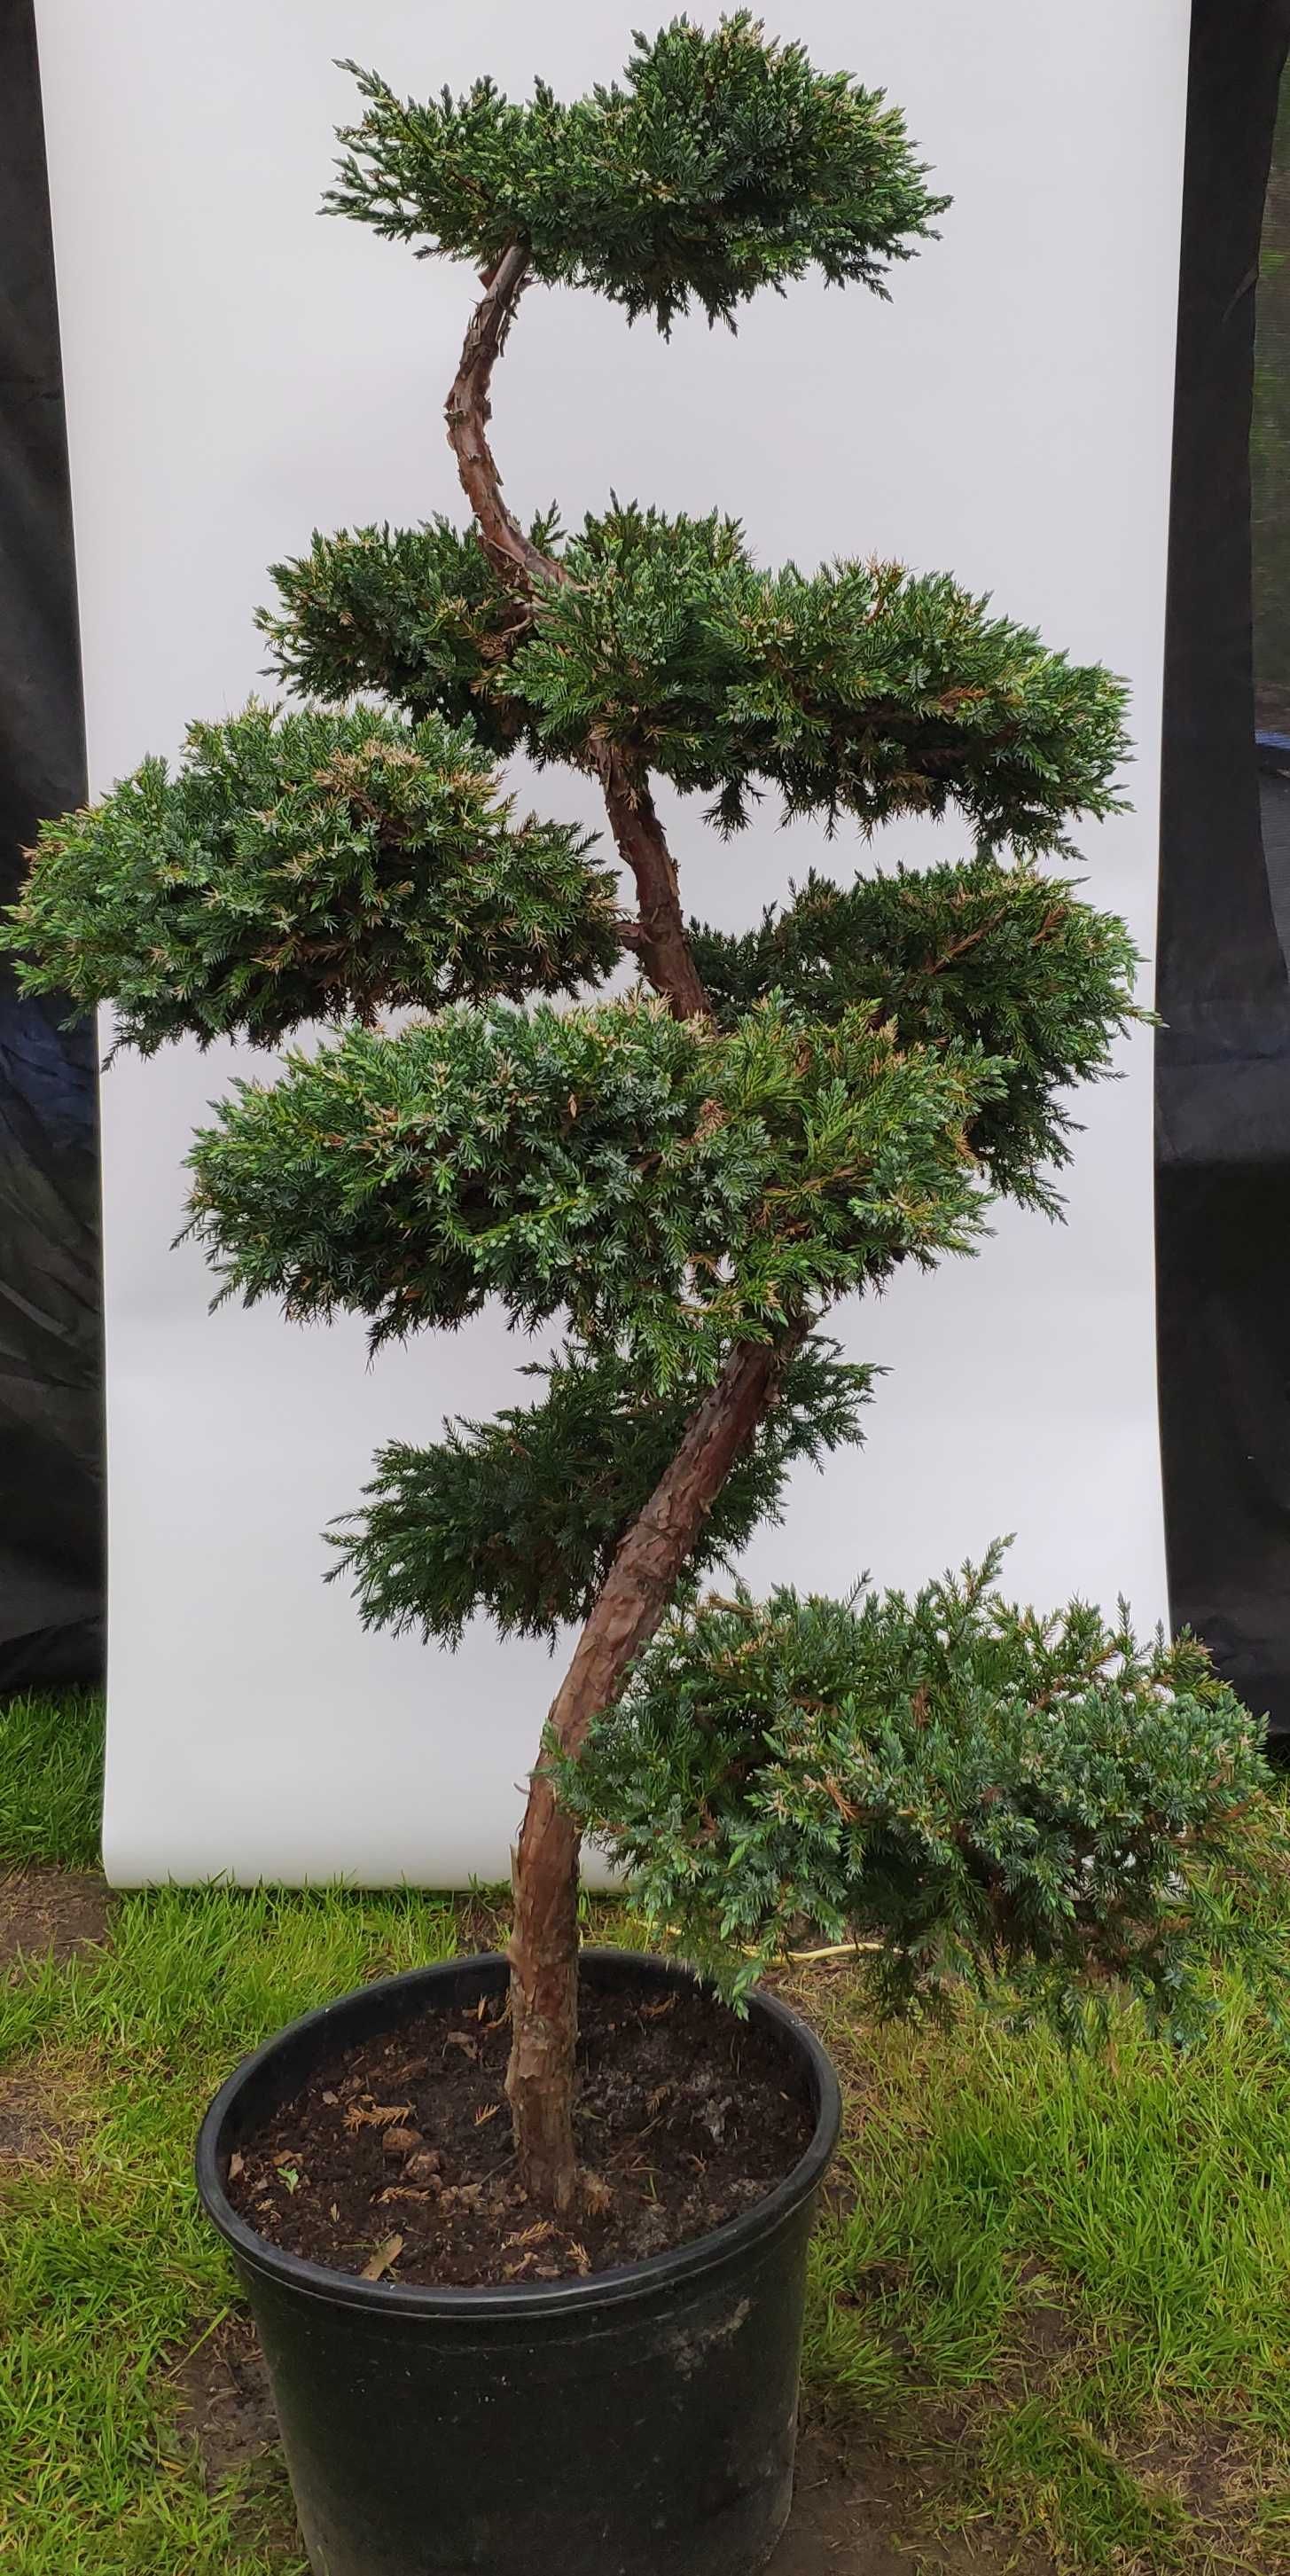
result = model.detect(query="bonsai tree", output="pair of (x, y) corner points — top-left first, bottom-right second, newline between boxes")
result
(4, 18), (1271, 2221)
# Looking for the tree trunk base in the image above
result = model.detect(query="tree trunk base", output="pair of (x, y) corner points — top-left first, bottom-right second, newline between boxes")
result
(505, 1777), (582, 2214)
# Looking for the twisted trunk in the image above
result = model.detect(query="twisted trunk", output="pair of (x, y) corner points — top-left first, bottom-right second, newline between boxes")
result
(445, 243), (555, 591)
(446, 247), (790, 2209)
(445, 245), (710, 1026)
(506, 1334), (801, 2207)
(593, 753), (711, 1021)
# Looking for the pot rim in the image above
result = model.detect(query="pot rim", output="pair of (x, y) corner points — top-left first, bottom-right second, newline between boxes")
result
(195, 1946), (842, 2320)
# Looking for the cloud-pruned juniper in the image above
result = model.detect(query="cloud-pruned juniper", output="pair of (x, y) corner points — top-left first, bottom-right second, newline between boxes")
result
(5, 18), (1272, 2219)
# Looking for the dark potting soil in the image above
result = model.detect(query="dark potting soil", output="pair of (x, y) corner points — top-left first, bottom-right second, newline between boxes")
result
(224, 1978), (814, 2288)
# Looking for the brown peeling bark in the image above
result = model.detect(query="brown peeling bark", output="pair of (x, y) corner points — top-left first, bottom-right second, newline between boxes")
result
(446, 246), (791, 2210)
(592, 752), (712, 1021)
(444, 242), (551, 589)
(505, 1332), (804, 2209)
(445, 247), (710, 1025)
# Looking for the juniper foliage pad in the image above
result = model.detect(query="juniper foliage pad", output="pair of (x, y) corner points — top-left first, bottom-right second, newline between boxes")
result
(4, 702), (618, 1051)
(262, 504), (1129, 856)
(559, 1549), (1276, 2031)
(332, 1336), (874, 1646)
(508, 510), (1128, 849)
(691, 855), (1142, 1210)
(327, 14), (946, 331)
(185, 995), (1001, 1380)
(258, 516), (562, 756)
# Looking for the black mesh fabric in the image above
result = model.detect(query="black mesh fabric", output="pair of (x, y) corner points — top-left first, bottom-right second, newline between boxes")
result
(1157, 0), (1290, 1732)
(0, 2), (104, 1684)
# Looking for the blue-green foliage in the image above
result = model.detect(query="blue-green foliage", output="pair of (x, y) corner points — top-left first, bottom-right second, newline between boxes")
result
(559, 1548), (1277, 2030)
(327, 15), (945, 332)
(509, 509), (1129, 851)
(2, 701), (619, 1051)
(332, 1335), (873, 1645)
(258, 515), (561, 755)
(691, 857), (1143, 1211)
(261, 505), (1129, 859)
(185, 993), (1000, 1380)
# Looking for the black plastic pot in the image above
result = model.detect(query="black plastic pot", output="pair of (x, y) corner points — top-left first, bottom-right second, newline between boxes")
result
(196, 1947), (841, 2576)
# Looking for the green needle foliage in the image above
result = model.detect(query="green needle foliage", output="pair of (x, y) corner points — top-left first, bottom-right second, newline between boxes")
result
(2, 12), (1249, 2086)
(258, 514), (561, 754)
(507, 509), (1128, 850)
(262, 503), (1129, 856)
(327, 14), (946, 332)
(691, 855), (1144, 1210)
(332, 1335), (873, 1646)
(185, 994), (1002, 1380)
(4, 702), (619, 1051)
(559, 1546), (1278, 2029)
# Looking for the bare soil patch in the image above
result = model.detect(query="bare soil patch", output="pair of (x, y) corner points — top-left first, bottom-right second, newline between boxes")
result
(1004, 2256), (1084, 2385)
(0, 2067), (82, 2167)
(0, 1863), (111, 1968)
(770, 2423), (1057, 2574)
(171, 2316), (280, 2491)
(1122, 2420), (1290, 2568)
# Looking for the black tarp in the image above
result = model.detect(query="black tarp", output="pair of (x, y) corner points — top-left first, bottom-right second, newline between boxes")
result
(1157, 0), (1290, 1732)
(0, 2), (105, 1684)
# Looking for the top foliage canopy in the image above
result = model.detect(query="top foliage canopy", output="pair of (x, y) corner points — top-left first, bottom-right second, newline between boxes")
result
(328, 13), (946, 331)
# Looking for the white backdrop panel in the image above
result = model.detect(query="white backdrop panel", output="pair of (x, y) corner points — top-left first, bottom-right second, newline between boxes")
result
(33, 0), (1187, 1884)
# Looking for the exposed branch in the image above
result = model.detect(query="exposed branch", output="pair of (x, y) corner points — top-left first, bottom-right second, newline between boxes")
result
(445, 245), (711, 1023)
(593, 754), (713, 1020)
(445, 242), (552, 589)
(506, 1327), (806, 2207)
(556, 1330), (808, 1763)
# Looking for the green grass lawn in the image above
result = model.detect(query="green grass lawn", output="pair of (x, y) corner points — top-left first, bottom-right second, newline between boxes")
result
(4, 1691), (1290, 2573)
